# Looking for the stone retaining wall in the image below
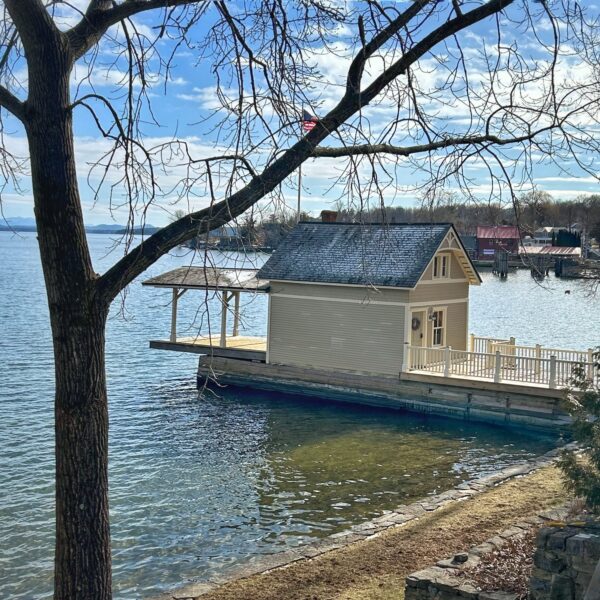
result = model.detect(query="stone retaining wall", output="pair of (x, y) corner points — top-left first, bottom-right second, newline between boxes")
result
(404, 512), (600, 600)
(404, 509), (568, 600)
(530, 519), (600, 600)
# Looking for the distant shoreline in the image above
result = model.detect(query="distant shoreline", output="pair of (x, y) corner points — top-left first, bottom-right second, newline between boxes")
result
(0, 226), (160, 235)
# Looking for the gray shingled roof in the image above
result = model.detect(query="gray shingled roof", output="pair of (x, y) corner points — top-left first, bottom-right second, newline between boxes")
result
(142, 267), (269, 291)
(257, 222), (453, 288)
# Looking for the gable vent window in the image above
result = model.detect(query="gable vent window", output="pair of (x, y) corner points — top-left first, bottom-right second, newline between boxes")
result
(433, 254), (450, 279)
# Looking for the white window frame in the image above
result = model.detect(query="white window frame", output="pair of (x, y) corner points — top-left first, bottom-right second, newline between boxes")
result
(431, 307), (447, 347)
(432, 253), (450, 279)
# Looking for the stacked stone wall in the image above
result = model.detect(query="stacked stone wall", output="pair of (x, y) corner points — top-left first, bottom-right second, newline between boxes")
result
(530, 520), (600, 600)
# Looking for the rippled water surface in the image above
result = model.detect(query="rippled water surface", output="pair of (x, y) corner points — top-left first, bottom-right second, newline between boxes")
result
(1, 233), (597, 599)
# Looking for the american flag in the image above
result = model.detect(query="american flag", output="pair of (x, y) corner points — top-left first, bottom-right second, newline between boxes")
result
(302, 109), (318, 131)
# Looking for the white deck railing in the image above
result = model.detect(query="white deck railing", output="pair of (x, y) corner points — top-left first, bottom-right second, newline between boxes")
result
(406, 344), (598, 389)
(470, 335), (593, 365)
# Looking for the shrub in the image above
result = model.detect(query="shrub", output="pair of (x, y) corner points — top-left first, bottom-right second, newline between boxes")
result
(558, 349), (600, 512)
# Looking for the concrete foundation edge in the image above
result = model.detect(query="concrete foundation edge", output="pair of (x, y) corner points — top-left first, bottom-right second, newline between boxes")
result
(197, 357), (570, 433)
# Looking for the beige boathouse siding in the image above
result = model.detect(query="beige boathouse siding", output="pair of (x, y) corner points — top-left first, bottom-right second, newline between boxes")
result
(412, 252), (469, 350)
(268, 281), (410, 303)
(409, 280), (469, 304)
(268, 282), (407, 375)
(266, 247), (472, 374)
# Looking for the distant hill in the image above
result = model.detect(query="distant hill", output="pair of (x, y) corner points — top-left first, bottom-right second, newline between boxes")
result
(0, 217), (160, 235)
(0, 217), (36, 231)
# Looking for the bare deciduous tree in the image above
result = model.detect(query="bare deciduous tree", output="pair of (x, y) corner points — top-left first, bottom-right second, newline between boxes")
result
(2, 0), (600, 597)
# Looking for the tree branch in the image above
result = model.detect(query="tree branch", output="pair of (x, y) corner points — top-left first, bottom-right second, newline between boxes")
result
(359, 0), (515, 107)
(96, 0), (521, 302)
(4, 0), (59, 51)
(311, 131), (552, 158)
(0, 84), (25, 121)
(67, 0), (206, 60)
(344, 0), (430, 98)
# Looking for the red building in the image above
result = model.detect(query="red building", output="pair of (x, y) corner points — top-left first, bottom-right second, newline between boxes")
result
(475, 226), (520, 259)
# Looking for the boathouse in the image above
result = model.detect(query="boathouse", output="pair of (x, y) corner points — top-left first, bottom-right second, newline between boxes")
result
(475, 225), (520, 259)
(144, 219), (597, 431)
(257, 222), (480, 375)
(143, 221), (481, 375)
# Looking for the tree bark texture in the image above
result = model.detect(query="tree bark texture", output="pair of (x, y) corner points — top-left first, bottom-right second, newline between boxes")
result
(23, 26), (112, 600)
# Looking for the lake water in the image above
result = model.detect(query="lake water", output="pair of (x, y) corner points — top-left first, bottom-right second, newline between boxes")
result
(1, 232), (598, 599)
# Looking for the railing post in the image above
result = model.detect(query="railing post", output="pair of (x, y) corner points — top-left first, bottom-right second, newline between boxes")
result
(403, 343), (410, 372)
(587, 348), (594, 381)
(494, 350), (502, 383)
(233, 291), (241, 337)
(469, 333), (475, 352)
(535, 344), (541, 375)
(444, 346), (451, 377)
(488, 342), (496, 370)
(549, 355), (557, 389)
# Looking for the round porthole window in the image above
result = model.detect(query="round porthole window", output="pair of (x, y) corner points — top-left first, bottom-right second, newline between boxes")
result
(411, 317), (421, 331)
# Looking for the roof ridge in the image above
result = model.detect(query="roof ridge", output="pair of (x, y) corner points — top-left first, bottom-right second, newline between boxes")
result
(298, 221), (452, 226)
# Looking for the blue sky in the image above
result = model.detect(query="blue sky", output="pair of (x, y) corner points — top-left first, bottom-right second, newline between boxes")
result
(3, 1), (600, 227)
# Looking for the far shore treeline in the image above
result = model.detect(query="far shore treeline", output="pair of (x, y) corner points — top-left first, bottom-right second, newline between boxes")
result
(197, 192), (600, 251)
(6, 192), (600, 249)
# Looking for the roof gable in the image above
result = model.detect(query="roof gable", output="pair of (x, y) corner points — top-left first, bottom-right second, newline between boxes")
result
(257, 222), (460, 288)
(416, 228), (481, 285)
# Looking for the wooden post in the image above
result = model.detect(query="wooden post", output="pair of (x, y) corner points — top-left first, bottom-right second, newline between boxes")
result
(494, 350), (502, 383)
(220, 291), (229, 347)
(170, 288), (178, 343)
(549, 355), (557, 389)
(233, 291), (240, 337)
(469, 333), (475, 352)
(444, 346), (451, 378)
(535, 344), (541, 375)
(587, 348), (594, 381)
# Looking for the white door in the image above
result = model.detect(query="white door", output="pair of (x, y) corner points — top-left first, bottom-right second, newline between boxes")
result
(410, 310), (426, 347)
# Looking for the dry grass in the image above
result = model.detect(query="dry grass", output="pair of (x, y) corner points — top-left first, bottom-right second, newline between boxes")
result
(198, 466), (567, 600)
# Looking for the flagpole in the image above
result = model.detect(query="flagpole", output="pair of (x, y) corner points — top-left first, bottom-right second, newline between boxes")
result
(298, 107), (303, 223)
(297, 162), (302, 222)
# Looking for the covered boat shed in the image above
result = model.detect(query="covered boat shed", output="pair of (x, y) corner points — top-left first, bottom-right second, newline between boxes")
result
(142, 267), (269, 361)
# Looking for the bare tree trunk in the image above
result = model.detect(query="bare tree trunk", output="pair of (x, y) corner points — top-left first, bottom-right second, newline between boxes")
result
(53, 308), (111, 600)
(24, 30), (112, 599)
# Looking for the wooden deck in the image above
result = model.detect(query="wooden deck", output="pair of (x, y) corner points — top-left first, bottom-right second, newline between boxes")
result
(150, 334), (267, 361)
(404, 367), (564, 392)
